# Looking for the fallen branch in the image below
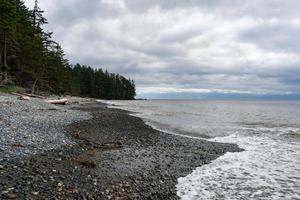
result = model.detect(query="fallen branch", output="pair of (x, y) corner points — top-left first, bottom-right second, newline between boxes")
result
(94, 142), (123, 150)
(11, 143), (25, 148)
(10, 92), (45, 99)
(11, 92), (31, 100)
(10, 92), (23, 97)
(20, 92), (45, 99)
(72, 131), (123, 150)
(75, 158), (96, 168)
(45, 98), (68, 105)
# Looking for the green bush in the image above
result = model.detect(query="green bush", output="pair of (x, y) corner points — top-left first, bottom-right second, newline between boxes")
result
(0, 86), (26, 94)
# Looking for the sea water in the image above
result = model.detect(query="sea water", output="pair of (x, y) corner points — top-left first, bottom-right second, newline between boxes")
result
(100, 100), (300, 200)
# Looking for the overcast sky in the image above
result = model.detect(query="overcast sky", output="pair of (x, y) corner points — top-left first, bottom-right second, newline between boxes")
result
(24, 0), (300, 99)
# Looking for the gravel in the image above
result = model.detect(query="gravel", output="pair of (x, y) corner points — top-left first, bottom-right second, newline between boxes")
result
(0, 93), (91, 160)
(0, 96), (243, 199)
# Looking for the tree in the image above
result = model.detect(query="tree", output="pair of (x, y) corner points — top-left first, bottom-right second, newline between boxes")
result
(30, 0), (47, 28)
(28, 0), (48, 93)
(0, 0), (17, 85)
(0, 0), (136, 99)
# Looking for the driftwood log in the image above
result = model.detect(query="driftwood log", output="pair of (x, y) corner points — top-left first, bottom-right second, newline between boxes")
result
(19, 96), (30, 100)
(11, 92), (69, 105)
(10, 92), (24, 97)
(10, 92), (45, 99)
(45, 98), (68, 105)
(21, 92), (45, 99)
(11, 92), (30, 100)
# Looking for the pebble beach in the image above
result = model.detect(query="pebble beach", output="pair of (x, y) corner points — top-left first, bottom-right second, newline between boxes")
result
(0, 93), (242, 199)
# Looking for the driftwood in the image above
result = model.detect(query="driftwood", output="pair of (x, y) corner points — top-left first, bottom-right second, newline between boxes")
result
(11, 92), (30, 100)
(11, 92), (69, 105)
(94, 142), (123, 150)
(74, 158), (96, 168)
(11, 143), (25, 148)
(10, 92), (45, 99)
(73, 131), (123, 150)
(21, 92), (45, 99)
(10, 92), (24, 97)
(45, 98), (68, 105)
(19, 96), (30, 100)
(11, 92), (68, 104)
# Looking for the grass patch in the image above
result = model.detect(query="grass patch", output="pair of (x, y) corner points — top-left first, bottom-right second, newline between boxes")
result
(0, 85), (26, 94)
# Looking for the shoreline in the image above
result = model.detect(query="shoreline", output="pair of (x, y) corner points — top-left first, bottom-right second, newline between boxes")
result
(0, 95), (243, 199)
(99, 100), (213, 140)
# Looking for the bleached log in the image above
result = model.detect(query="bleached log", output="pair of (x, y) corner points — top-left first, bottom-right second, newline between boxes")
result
(21, 92), (45, 99)
(11, 92), (45, 99)
(11, 92), (30, 100)
(19, 95), (30, 100)
(10, 92), (23, 97)
(45, 98), (68, 105)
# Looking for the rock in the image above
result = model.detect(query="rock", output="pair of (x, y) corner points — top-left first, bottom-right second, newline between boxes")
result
(68, 188), (79, 194)
(2, 190), (9, 194)
(123, 182), (130, 188)
(3, 193), (17, 199)
(31, 191), (39, 196)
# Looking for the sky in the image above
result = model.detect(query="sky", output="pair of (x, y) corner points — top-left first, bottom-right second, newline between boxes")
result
(23, 0), (300, 99)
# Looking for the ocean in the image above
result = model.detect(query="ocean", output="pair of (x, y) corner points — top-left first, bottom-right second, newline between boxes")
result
(101, 99), (300, 200)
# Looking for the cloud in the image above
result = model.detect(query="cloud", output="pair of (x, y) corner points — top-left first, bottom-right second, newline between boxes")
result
(24, 0), (300, 98)
(240, 19), (300, 53)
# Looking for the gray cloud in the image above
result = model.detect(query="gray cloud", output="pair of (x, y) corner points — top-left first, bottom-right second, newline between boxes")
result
(240, 21), (300, 53)
(24, 0), (300, 98)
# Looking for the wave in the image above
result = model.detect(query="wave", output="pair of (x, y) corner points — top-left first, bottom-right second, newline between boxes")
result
(98, 99), (300, 199)
(177, 133), (300, 200)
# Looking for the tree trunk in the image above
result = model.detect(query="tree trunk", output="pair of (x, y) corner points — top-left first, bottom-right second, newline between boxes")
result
(31, 78), (38, 94)
(0, 35), (8, 86)
(0, 49), (3, 66)
(0, 72), (8, 86)
(3, 35), (8, 68)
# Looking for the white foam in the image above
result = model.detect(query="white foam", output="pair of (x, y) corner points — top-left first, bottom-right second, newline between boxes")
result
(176, 133), (300, 200)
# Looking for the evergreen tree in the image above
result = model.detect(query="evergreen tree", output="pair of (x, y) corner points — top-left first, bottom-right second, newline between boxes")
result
(0, 0), (17, 84)
(0, 0), (136, 99)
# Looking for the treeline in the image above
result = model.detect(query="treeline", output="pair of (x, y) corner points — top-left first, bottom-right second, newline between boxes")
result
(0, 0), (136, 99)
(72, 64), (136, 99)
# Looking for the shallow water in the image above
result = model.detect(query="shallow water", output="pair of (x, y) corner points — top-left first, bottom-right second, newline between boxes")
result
(100, 100), (300, 200)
